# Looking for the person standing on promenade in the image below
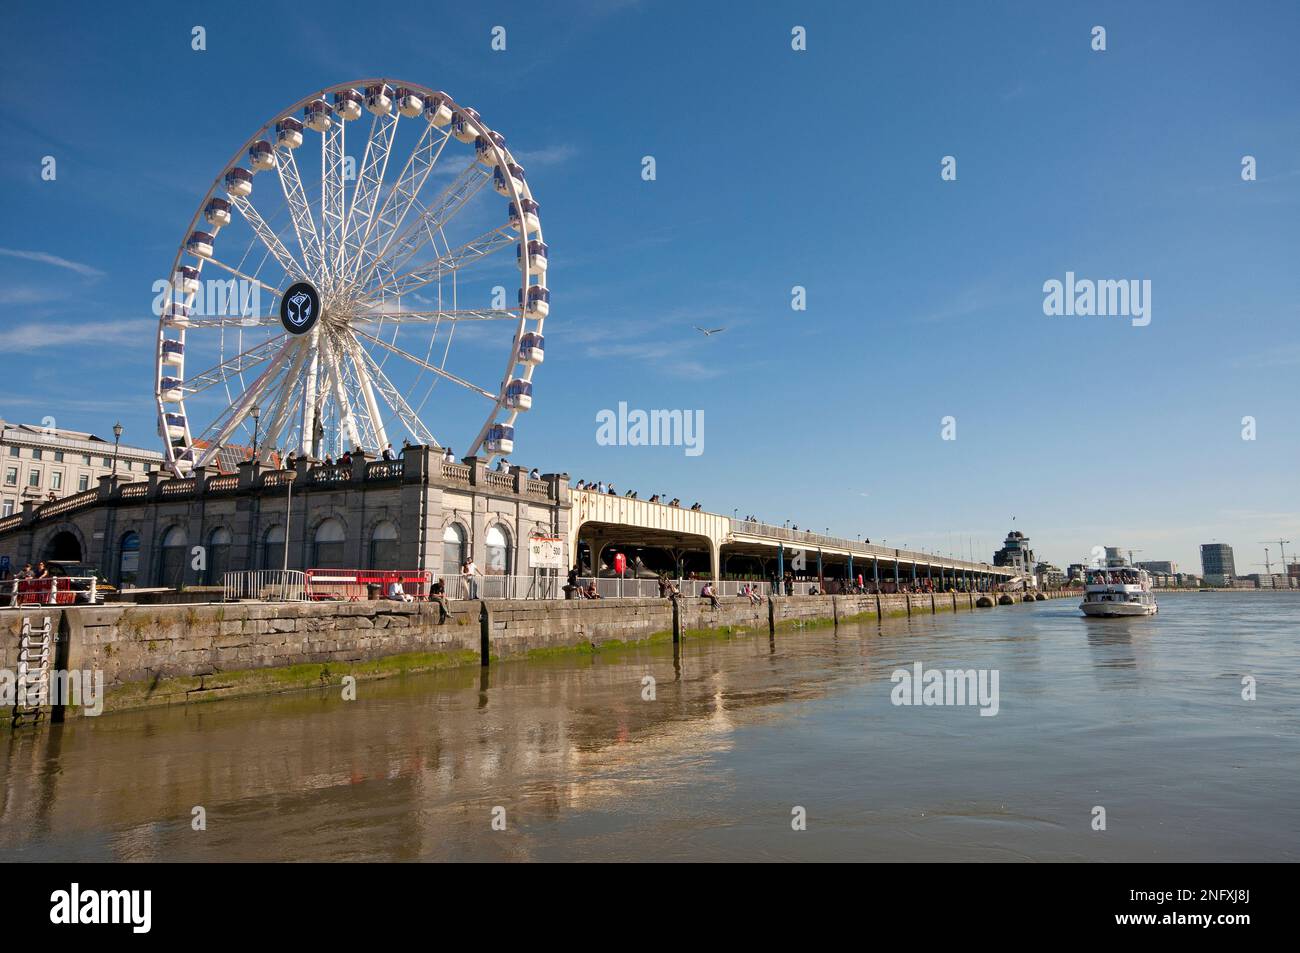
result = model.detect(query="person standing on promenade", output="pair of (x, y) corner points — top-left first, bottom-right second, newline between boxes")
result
(462, 558), (482, 600)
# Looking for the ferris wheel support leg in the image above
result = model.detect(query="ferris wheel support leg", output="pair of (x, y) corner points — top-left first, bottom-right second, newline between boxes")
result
(300, 329), (322, 458)
(325, 344), (362, 450)
(351, 350), (390, 450)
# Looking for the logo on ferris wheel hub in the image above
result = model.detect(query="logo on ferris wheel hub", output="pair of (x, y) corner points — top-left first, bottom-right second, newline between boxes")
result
(280, 282), (320, 335)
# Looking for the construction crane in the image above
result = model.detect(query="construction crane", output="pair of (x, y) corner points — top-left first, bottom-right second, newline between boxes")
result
(1258, 539), (1291, 573)
(1252, 547), (1278, 588)
(1127, 549), (1143, 566)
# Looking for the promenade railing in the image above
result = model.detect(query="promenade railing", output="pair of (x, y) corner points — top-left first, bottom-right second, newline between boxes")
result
(222, 570), (308, 602)
(5, 575), (100, 607)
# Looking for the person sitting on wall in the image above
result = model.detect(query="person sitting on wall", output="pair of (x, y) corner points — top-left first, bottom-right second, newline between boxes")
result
(430, 577), (449, 623)
(387, 580), (414, 603)
(583, 582), (601, 599)
(700, 581), (720, 610)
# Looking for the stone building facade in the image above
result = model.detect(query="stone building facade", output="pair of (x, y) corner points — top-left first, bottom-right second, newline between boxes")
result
(0, 446), (570, 589)
(0, 418), (164, 521)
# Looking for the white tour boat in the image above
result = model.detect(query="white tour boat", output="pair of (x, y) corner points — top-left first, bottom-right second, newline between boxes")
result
(1080, 567), (1158, 617)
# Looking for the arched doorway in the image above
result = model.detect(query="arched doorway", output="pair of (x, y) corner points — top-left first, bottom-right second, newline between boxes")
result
(118, 531), (141, 587)
(158, 525), (188, 588)
(43, 530), (82, 562)
(442, 523), (466, 577)
(369, 521), (398, 569)
(206, 526), (232, 584)
(313, 518), (346, 568)
(485, 524), (512, 576)
(262, 525), (285, 570)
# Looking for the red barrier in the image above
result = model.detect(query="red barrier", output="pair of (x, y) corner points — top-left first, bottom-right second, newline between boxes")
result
(11, 578), (77, 605)
(304, 569), (432, 602)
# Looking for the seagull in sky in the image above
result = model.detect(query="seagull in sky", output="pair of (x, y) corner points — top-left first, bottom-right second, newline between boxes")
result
(694, 326), (726, 336)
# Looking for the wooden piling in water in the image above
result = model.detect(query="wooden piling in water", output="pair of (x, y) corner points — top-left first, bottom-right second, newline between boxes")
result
(768, 595), (776, 635)
(906, 593), (911, 617)
(479, 601), (491, 667)
(672, 595), (682, 644)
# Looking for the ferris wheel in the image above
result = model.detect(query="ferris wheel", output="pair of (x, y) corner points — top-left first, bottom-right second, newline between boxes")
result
(155, 80), (548, 475)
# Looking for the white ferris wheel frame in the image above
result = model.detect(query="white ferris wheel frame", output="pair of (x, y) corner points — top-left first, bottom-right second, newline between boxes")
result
(154, 78), (546, 475)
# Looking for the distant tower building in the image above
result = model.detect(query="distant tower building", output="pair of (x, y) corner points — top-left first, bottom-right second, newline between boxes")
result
(993, 530), (1035, 574)
(1200, 543), (1236, 585)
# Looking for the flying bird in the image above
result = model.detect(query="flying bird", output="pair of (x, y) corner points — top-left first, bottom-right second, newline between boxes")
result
(694, 326), (726, 336)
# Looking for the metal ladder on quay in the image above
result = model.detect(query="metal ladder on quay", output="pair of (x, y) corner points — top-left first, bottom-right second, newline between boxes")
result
(10, 615), (52, 727)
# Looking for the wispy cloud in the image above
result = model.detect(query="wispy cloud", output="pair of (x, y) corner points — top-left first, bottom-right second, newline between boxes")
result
(0, 247), (105, 279)
(0, 319), (149, 352)
(515, 144), (579, 167)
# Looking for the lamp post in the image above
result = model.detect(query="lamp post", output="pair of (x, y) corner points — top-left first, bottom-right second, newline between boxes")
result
(111, 422), (123, 478)
(251, 404), (261, 461)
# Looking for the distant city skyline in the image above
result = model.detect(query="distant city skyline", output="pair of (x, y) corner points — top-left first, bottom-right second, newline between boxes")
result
(1, 1), (1296, 573)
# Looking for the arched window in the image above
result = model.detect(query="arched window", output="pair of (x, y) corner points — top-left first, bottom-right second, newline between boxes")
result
(158, 525), (188, 588)
(314, 518), (346, 568)
(485, 524), (511, 576)
(206, 526), (232, 584)
(442, 523), (465, 577)
(369, 520), (398, 569)
(263, 525), (285, 570)
(118, 531), (140, 588)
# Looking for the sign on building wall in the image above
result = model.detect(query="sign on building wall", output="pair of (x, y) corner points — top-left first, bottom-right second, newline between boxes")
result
(528, 535), (565, 569)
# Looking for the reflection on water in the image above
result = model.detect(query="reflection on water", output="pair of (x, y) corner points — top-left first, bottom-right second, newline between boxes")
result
(2, 594), (1298, 861)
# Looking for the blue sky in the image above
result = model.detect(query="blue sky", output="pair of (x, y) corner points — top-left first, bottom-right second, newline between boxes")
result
(1, 0), (1297, 572)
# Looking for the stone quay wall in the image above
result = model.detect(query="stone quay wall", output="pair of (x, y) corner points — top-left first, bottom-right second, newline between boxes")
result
(1, 590), (1073, 718)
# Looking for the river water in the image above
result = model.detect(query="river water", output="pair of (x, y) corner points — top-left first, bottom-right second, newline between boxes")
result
(2, 593), (1297, 862)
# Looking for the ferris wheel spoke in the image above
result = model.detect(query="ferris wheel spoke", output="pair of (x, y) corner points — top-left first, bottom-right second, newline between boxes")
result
(340, 107), (399, 284)
(363, 160), (491, 292)
(352, 327), (499, 400)
(227, 194), (309, 284)
(178, 335), (289, 398)
(274, 144), (327, 283)
(321, 120), (347, 280)
(362, 226), (515, 300)
(190, 343), (298, 468)
(256, 342), (312, 460)
(352, 124), (452, 289)
(186, 314), (282, 329)
(193, 251), (285, 303)
(320, 328), (369, 450)
(352, 307), (521, 325)
(352, 341), (438, 447)
(331, 328), (390, 449)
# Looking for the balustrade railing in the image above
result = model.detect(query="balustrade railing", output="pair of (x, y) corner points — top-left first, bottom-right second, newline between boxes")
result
(365, 459), (404, 481)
